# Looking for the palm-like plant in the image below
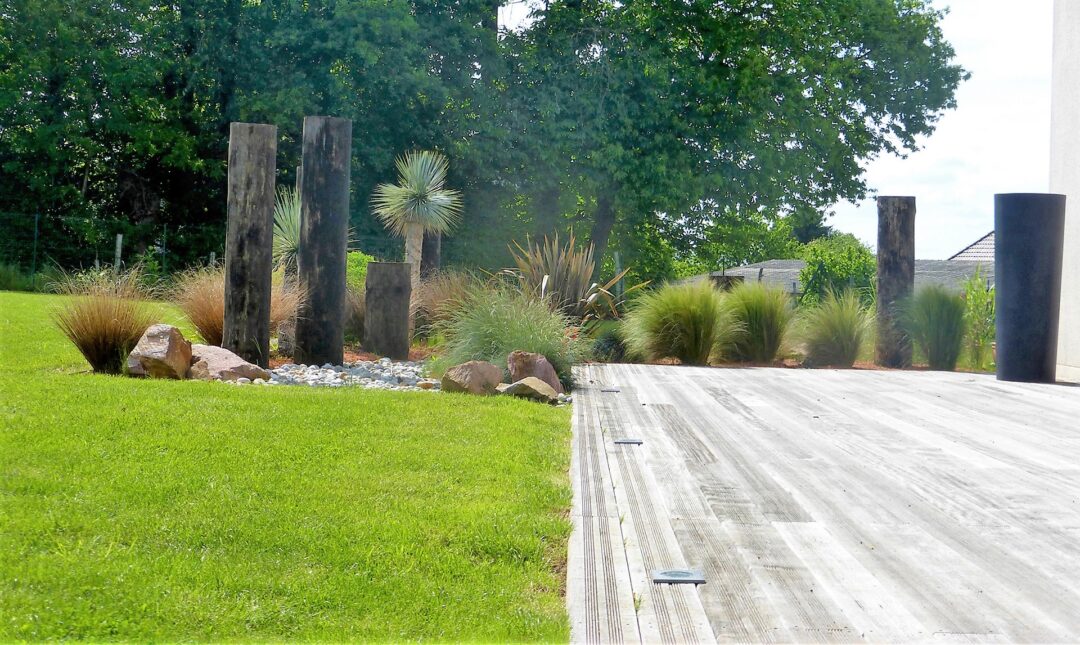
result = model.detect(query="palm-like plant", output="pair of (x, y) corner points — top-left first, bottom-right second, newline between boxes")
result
(372, 150), (462, 290)
(272, 186), (301, 275)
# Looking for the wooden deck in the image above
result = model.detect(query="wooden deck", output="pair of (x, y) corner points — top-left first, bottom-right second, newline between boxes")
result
(568, 364), (1080, 643)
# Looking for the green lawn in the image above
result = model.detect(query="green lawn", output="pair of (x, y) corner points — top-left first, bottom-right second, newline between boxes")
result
(0, 291), (572, 641)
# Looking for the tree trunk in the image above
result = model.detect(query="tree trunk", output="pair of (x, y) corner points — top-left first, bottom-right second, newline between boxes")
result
(405, 223), (423, 291)
(588, 190), (616, 275)
(875, 196), (916, 368)
(421, 230), (441, 278)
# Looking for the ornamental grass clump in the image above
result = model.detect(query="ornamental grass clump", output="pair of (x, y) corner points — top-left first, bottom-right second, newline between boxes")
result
(902, 284), (967, 371)
(50, 267), (155, 374)
(726, 282), (794, 363)
(799, 288), (873, 367)
(436, 284), (586, 388)
(622, 280), (738, 366)
(962, 267), (995, 371)
(413, 269), (479, 333)
(172, 266), (306, 346)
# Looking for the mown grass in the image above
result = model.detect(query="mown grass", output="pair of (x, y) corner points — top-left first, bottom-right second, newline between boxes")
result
(0, 291), (572, 641)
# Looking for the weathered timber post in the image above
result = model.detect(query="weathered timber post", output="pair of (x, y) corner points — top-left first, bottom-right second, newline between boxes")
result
(995, 193), (1067, 383)
(875, 196), (916, 368)
(113, 233), (123, 270)
(294, 116), (352, 366)
(364, 262), (412, 360)
(420, 230), (441, 278)
(223, 122), (277, 367)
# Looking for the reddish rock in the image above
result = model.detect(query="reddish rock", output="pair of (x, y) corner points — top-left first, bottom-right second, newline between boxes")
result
(507, 350), (564, 394)
(189, 344), (270, 382)
(499, 377), (559, 404)
(441, 360), (503, 395)
(126, 324), (192, 379)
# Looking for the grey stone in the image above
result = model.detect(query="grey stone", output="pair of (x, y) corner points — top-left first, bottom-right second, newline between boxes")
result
(126, 324), (192, 379)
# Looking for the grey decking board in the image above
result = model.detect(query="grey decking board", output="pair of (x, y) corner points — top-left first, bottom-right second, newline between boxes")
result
(569, 364), (1080, 643)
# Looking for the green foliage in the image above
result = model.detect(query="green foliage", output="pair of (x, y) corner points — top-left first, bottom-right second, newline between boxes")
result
(590, 321), (628, 363)
(272, 186), (302, 274)
(0, 291), (572, 641)
(727, 282), (795, 364)
(799, 289), (873, 367)
(345, 251), (376, 292)
(372, 151), (462, 238)
(0, 263), (38, 292)
(902, 285), (967, 371)
(622, 281), (739, 366)
(963, 268), (995, 371)
(49, 267), (155, 374)
(798, 234), (876, 305)
(436, 285), (587, 388)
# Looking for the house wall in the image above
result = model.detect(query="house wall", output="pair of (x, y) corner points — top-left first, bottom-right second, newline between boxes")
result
(1052, 0), (1080, 381)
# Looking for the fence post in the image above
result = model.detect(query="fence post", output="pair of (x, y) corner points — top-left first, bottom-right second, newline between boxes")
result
(875, 196), (916, 368)
(223, 122), (278, 367)
(114, 233), (123, 270)
(364, 262), (412, 360)
(294, 116), (352, 366)
(30, 212), (40, 277)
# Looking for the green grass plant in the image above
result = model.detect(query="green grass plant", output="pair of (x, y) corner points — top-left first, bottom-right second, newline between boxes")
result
(902, 284), (967, 371)
(962, 267), (995, 371)
(726, 282), (794, 363)
(621, 280), (737, 366)
(0, 291), (571, 641)
(798, 288), (873, 367)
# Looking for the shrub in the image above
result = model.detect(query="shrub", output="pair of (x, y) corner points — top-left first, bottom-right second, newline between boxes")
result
(172, 266), (305, 346)
(50, 267), (155, 374)
(622, 280), (738, 366)
(799, 289), (873, 367)
(727, 282), (794, 363)
(436, 284), (586, 388)
(344, 287), (365, 342)
(591, 323), (628, 363)
(0, 263), (37, 291)
(963, 267), (995, 370)
(902, 284), (966, 371)
(797, 233), (875, 305)
(346, 250), (376, 292)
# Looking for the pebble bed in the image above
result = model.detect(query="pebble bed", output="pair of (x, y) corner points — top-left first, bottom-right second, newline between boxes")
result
(232, 358), (440, 391)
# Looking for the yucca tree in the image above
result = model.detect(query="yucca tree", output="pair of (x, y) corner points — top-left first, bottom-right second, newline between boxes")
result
(272, 186), (301, 277)
(372, 150), (462, 290)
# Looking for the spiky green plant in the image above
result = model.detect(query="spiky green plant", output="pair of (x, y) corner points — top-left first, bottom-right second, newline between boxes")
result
(272, 186), (302, 275)
(727, 282), (794, 363)
(435, 283), (586, 388)
(799, 288), (873, 367)
(962, 267), (995, 371)
(372, 150), (462, 291)
(902, 285), (967, 371)
(622, 280), (739, 366)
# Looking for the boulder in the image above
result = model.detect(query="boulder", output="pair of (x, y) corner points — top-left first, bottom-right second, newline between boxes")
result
(441, 360), (503, 395)
(189, 344), (271, 382)
(507, 350), (564, 394)
(126, 324), (192, 379)
(499, 376), (559, 404)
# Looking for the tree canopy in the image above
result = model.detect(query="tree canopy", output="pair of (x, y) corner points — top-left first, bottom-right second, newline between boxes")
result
(0, 0), (966, 280)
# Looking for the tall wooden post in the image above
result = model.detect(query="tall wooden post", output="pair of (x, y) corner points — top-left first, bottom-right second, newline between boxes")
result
(223, 122), (277, 367)
(875, 196), (916, 368)
(294, 116), (352, 366)
(364, 262), (412, 360)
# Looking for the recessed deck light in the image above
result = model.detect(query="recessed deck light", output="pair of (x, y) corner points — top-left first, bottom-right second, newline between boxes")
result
(613, 438), (643, 445)
(652, 569), (706, 585)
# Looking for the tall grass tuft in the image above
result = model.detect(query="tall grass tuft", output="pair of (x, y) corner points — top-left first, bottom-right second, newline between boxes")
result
(510, 231), (596, 318)
(413, 269), (479, 333)
(962, 267), (995, 371)
(50, 267), (155, 374)
(172, 266), (306, 346)
(799, 289), (873, 367)
(436, 284), (586, 388)
(622, 280), (738, 366)
(726, 282), (794, 363)
(902, 284), (967, 371)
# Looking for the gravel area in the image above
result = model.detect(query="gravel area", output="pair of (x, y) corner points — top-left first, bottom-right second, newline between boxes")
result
(233, 358), (440, 391)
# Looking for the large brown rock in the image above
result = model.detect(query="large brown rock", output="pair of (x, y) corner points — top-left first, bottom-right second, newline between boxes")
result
(126, 324), (192, 379)
(189, 344), (271, 382)
(507, 350), (564, 394)
(498, 377), (559, 404)
(441, 360), (503, 395)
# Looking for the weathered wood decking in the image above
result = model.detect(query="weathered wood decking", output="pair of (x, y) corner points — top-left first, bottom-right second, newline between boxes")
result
(569, 364), (1080, 643)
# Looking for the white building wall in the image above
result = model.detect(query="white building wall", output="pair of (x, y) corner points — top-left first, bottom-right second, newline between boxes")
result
(1052, 0), (1080, 381)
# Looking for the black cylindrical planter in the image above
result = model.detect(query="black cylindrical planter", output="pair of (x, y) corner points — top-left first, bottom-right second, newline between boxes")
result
(995, 193), (1067, 383)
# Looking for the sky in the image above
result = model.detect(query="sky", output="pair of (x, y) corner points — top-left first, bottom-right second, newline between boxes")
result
(500, 0), (1056, 259)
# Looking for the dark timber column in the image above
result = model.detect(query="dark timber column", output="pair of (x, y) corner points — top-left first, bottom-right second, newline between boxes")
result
(875, 196), (916, 368)
(223, 122), (277, 367)
(995, 193), (1067, 383)
(364, 262), (412, 360)
(295, 116), (352, 366)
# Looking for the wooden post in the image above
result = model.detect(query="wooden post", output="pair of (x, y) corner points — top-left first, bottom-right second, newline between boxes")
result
(875, 196), (916, 368)
(363, 262), (412, 360)
(294, 116), (352, 366)
(420, 230), (441, 278)
(223, 122), (277, 367)
(113, 233), (123, 269)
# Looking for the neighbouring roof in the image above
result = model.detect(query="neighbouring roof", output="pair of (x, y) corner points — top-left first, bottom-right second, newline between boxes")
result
(948, 231), (995, 262)
(700, 258), (993, 294)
